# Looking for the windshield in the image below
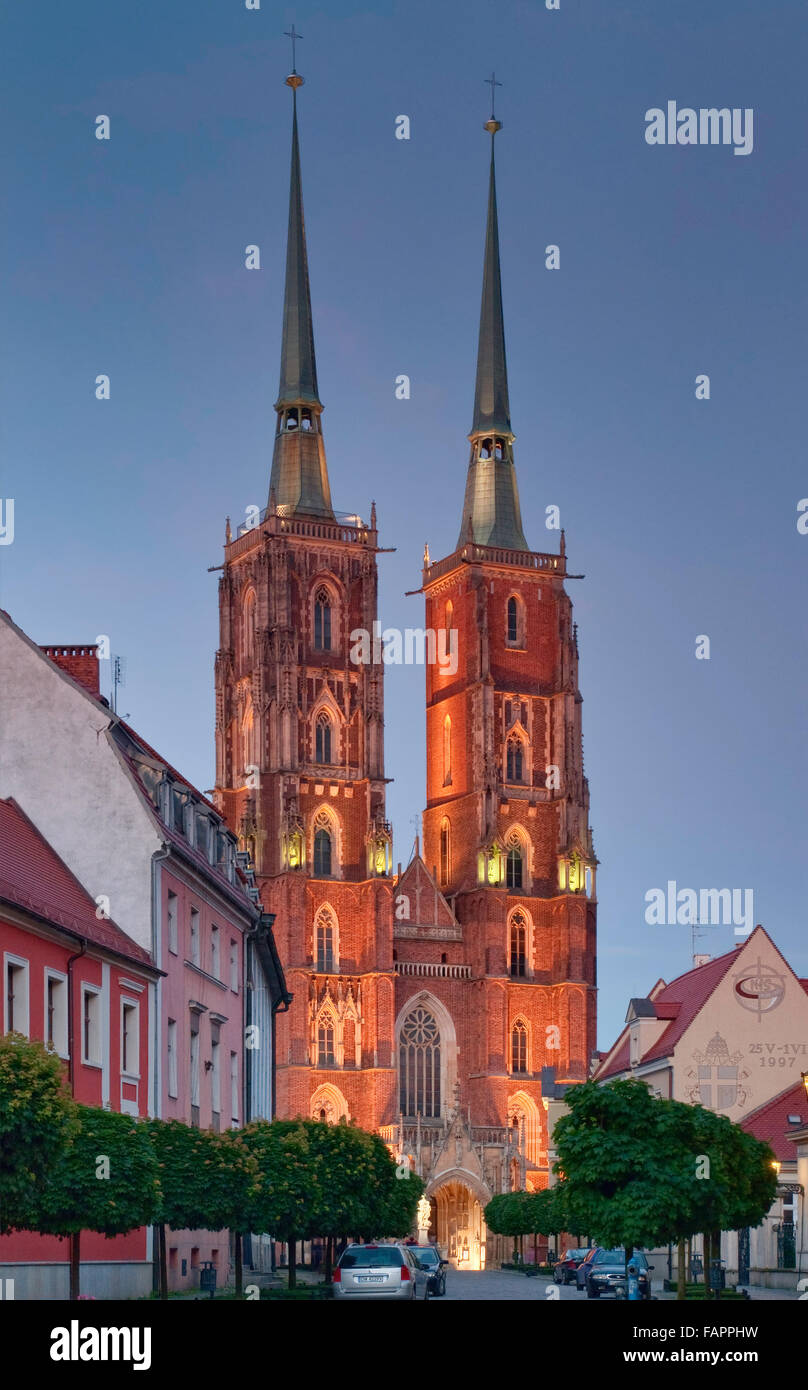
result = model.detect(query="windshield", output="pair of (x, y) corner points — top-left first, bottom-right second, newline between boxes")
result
(596, 1249), (647, 1267)
(340, 1247), (404, 1269)
(415, 1249), (440, 1266)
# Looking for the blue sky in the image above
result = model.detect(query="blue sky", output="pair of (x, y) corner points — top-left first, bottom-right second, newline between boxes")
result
(1, 1), (806, 1048)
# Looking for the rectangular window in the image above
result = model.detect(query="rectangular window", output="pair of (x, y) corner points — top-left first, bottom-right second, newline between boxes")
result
(190, 1022), (200, 1111)
(211, 1031), (221, 1125)
(45, 971), (68, 1055)
(4, 956), (30, 1037)
(190, 908), (200, 965)
(211, 925), (220, 980)
(230, 940), (239, 993)
(121, 999), (139, 1077)
(167, 891), (178, 954)
(230, 1051), (239, 1124)
(82, 986), (102, 1065)
(172, 788), (186, 833)
(167, 1018), (178, 1098)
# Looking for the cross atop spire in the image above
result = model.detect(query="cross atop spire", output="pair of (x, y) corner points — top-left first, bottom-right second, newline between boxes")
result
(284, 24), (303, 74)
(484, 71), (502, 123)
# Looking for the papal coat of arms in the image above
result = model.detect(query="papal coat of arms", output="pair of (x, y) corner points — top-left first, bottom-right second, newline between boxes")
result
(684, 1032), (749, 1110)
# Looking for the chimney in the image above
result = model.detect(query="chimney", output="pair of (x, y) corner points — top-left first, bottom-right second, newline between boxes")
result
(40, 644), (100, 698)
(693, 953), (712, 968)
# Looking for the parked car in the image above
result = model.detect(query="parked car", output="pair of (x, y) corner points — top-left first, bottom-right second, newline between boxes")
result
(581, 1248), (653, 1300)
(553, 1248), (590, 1285)
(411, 1245), (449, 1296)
(333, 1243), (431, 1301)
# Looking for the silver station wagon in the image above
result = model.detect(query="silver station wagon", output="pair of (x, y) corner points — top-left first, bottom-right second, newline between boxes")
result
(333, 1243), (431, 1301)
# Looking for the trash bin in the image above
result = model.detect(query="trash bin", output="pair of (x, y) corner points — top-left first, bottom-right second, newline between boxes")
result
(200, 1261), (217, 1299)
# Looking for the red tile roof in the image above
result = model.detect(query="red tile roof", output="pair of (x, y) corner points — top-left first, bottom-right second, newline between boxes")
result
(0, 798), (156, 970)
(596, 947), (743, 1080)
(741, 1082), (808, 1162)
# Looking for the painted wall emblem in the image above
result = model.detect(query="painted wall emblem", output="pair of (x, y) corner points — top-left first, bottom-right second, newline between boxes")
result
(733, 957), (786, 1018)
(685, 1032), (749, 1110)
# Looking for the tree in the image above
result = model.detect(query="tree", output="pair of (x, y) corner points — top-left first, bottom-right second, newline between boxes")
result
(28, 1105), (160, 1299)
(148, 1119), (258, 1298)
(552, 1079), (778, 1298)
(0, 1034), (77, 1234)
(241, 1119), (321, 1288)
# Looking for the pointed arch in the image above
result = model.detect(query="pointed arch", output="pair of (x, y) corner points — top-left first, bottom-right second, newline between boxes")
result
(510, 1017), (529, 1074)
(311, 805), (340, 879)
(507, 905), (533, 978)
(315, 999), (338, 1067)
(443, 714), (452, 786)
(313, 902), (338, 972)
(505, 825), (531, 892)
(395, 991), (458, 1120)
(507, 1090), (543, 1168)
(242, 587), (257, 662)
(439, 817), (451, 888)
(506, 733), (525, 785)
(315, 710), (332, 764)
(505, 593), (525, 649)
(310, 1082), (349, 1124)
(310, 575), (342, 653)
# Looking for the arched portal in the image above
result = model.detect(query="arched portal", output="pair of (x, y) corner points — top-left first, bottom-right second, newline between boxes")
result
(430, 1179), (487, 1271)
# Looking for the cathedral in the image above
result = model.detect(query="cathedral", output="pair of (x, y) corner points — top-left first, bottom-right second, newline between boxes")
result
(213, 65), (597, 1267)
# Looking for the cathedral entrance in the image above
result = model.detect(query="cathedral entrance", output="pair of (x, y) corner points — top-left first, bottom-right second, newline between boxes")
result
(432, 1180), (486, 1271)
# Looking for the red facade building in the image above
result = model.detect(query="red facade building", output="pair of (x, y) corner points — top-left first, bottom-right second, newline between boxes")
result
(0, 797), (159, 1298)
(213, 72), (597, 1263)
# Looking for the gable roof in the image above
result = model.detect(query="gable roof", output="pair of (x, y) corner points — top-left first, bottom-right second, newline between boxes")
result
(596, 946), (744, 1081)
(741, 1081), (808, 1163)
(395, 855), (457, 930)
(0, 797), (156, 970)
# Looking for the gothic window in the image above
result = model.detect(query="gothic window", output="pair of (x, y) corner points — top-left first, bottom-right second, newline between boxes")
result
(315, 906), (336, 972)
(507, 844), (523, 890)
(511, 1020), (528, 1073)
(317, 1018), (335, 1066)
(509, 912), (527, 976)
(314, 827), (332, 877)
(443, 715), (452, 785)
(314, 587), (332, 651)
(439, 818), (450, 888)
(506, 595), (524, 648)
(315, 712), (332, 764)
(243, 590), (256, 661)
(506, 736), (524, 784)
(399, 1005), (441, 1118)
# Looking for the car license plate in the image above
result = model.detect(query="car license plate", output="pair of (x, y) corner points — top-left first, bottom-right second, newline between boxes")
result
(357, 1275), (385, 1283)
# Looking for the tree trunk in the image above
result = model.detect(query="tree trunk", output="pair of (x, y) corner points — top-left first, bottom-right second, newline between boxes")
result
(69, 1231), (81, 1301)
(703, 1232), (711, 1300)
(288, 1238), (296, 1289)
(158, 1222), (168, 1300)
(324, 1235), (333, 1284)
(234, 1231), (243, 1297)
(677, 1237), (687, 1300)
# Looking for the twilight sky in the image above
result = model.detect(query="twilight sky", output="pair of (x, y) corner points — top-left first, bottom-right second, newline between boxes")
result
(1, 0), (806, 1049)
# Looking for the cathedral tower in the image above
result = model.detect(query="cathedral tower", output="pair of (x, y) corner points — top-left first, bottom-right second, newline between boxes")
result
(394, 102), (597, 1236)
(214, 63), (396, 1129)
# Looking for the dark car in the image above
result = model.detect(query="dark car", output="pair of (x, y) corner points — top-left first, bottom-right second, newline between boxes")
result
(582, 1248), (653, 1300)
(553, 1248), (590, 1285)
(411, 1244), (449, 1296)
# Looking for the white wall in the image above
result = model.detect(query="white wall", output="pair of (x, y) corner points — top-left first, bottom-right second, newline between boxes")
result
(0, 620), (160, 949)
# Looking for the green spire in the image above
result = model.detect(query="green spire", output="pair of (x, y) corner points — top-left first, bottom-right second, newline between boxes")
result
(268, 73), (334, 519)
(458, 110), (529, 552)
(471, 137), (511, 439)
(275, 87), (321, 411)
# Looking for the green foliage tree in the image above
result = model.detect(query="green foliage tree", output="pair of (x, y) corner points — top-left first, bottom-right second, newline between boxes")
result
(0, 1033), (77, 1234)
(553, 1079), (778, 1299)
(148, 1119), (258, 1297)
(29, 1105), (160, 1299)
(241, 1119), (320, 1288)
